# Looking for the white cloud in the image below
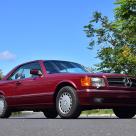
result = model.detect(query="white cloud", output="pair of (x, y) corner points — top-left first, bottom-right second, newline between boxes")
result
(0, 51), (16, 61)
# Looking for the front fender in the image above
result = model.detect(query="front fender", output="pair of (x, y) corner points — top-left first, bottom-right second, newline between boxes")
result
(0, 90), (5, 96)
(56, 80), (77, 90)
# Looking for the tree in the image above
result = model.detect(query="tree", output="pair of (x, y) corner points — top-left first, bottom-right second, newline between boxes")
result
(115, 0), (136, 45)
(0, 69), (3, 80)
(84, 0), (136, 76)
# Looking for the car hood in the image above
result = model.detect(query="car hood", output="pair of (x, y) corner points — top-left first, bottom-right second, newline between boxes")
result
(51, 72), (128, 78)
(88, 73), (127, 78)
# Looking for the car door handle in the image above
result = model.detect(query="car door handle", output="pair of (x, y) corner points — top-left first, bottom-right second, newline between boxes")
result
(16, 81), (21, 86)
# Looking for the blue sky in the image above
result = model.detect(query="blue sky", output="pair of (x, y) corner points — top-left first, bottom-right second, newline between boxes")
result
(0, 0), (115, 75)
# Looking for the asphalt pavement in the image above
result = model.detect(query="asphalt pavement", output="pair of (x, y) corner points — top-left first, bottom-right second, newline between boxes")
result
(0, 112), (136, 136)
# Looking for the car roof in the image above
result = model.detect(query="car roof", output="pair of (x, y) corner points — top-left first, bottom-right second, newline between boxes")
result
(44, 60), (78, 63)
(18, 60), (79, 67)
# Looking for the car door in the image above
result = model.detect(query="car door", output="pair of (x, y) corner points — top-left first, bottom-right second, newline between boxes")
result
(8, 61), (49, 106)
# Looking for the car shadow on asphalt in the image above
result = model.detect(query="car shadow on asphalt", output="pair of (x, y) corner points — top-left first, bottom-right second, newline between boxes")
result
(7, 117), (136, 120)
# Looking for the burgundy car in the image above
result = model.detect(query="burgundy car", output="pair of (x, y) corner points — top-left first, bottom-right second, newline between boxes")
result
(0, 60), (136, 119)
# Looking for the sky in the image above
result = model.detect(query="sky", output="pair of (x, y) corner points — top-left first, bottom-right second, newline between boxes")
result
(0, 0), (115, 75)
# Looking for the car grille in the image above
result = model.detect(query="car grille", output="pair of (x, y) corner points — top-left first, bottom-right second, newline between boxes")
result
(107, 77), (136, 88)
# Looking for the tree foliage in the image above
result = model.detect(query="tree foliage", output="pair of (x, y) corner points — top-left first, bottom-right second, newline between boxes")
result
(84, 0), (136, 76)
(115, 0), (136, 45)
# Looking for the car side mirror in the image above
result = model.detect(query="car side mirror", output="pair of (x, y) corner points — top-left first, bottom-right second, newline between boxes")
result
(30, 69), (42, 76)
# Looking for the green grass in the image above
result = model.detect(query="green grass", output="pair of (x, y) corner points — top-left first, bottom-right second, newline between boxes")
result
(11, 112), (22, 116)
(11, 109), (113, 117)
(82, 109), (113, 115)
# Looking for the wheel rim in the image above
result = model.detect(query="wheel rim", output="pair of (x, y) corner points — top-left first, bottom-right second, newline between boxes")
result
(0, 98), (4, 115)
(58, 92), (72, 114)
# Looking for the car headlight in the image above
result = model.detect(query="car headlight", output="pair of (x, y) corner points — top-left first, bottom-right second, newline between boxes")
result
(91, 77), (105, 88)
(81, 76), (105, 87)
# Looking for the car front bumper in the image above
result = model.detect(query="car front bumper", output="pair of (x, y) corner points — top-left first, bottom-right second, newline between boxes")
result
(77, 89), (136, 109)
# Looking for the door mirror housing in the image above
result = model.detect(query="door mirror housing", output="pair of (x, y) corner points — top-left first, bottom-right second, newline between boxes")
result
(30, 69), (42, 76)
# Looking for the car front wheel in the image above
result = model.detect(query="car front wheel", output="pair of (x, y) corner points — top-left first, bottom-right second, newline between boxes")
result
(43, 109), (58, 119)
(56, 86), (81, 119)
(0, 96), (11, 118)
(113, 108), (135, 119)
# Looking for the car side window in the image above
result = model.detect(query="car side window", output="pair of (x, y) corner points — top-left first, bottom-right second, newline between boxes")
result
(44, 61), (59, 74)
(8, 67), (24, 80)
(8, 62), (42, 80)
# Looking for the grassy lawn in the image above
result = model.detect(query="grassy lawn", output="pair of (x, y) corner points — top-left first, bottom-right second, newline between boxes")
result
(12, 112), (22, 116)
(11, 109), (114, 117)
(82, 109), (113, 115)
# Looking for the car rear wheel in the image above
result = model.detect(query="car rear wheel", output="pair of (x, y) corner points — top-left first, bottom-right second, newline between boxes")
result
(0, 96), (11, 118)
(113, 108), (135, 119)
(43, 109), (58, 119)
(56, 86), (81, 119)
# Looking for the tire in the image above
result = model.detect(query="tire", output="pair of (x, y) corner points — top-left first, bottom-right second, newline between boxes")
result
(56, 86), (81, 119)
(43, 109), (58, 119)
(113, 108), (135, 119)
(0, 96), (11, 118)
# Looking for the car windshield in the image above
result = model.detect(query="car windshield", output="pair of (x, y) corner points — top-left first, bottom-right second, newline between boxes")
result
(44, 61), (89, 74)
